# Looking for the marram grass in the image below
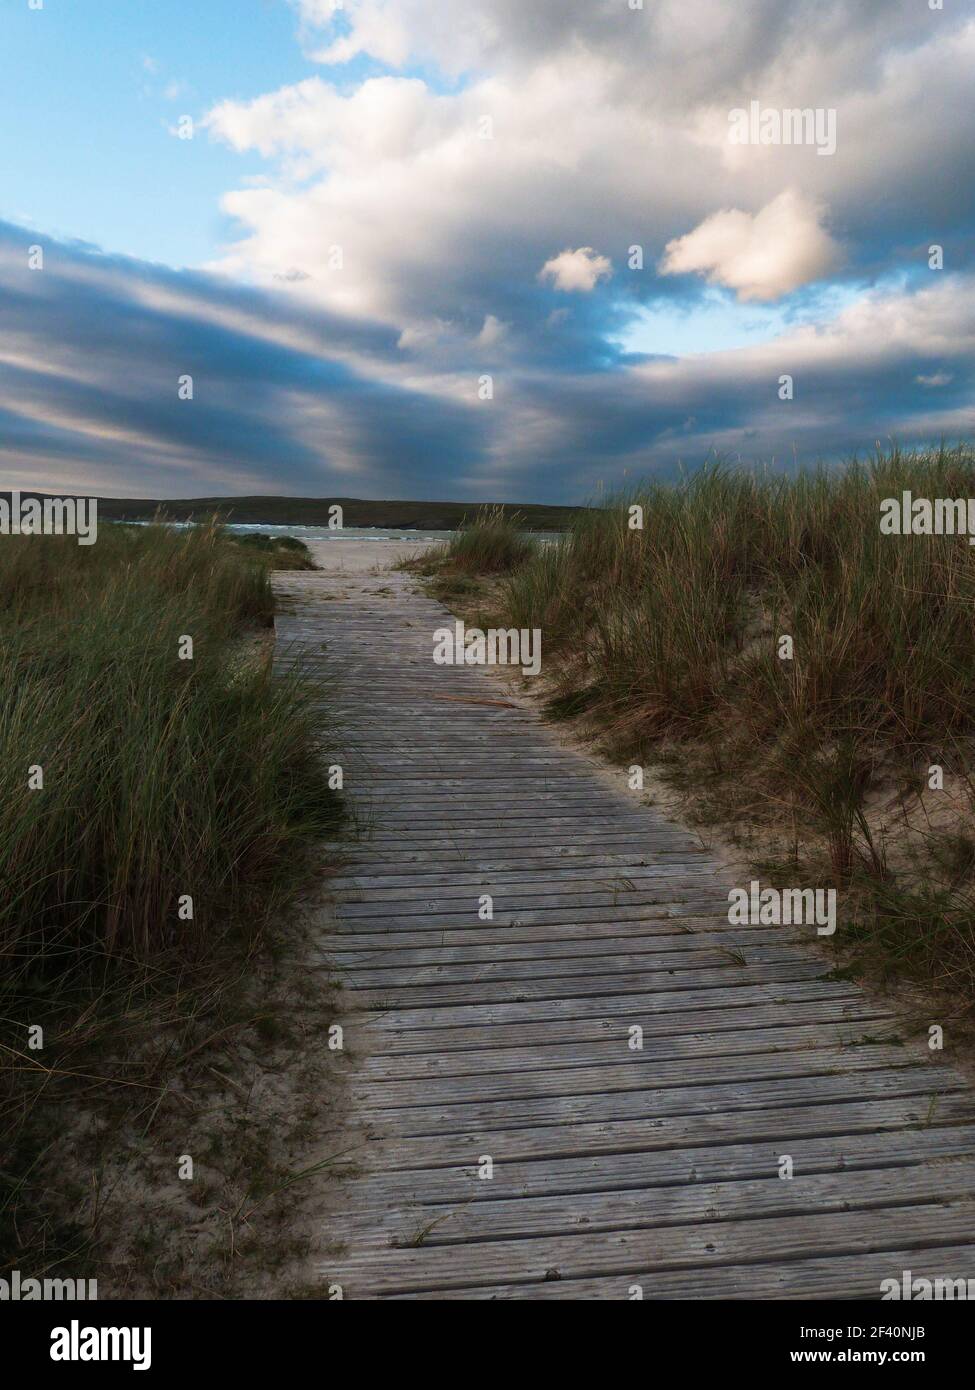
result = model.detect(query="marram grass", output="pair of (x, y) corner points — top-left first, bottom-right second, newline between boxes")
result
(434, 445), (975, 996)
(502, 447), (975, 749)
(0, 522), (339, 967)
(0, 521), (340, 1274)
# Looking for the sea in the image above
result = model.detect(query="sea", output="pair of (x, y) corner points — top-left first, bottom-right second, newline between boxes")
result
(131, 520), (459, 543)
(226, 524), (459, 543)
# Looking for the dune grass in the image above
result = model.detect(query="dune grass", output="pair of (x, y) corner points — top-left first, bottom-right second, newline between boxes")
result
(0, 522), (340, 1275)
(407, 505), (538, 578)
(227, 532), (318, 569)
(0, 522), (336, 965)
(502, 448), (975, 749)
(426, 446), (975, 998)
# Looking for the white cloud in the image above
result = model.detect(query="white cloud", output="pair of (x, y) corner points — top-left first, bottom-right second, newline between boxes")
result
(204, 5), (973, 346)
(187, 1), (975, 489)
(539, 247), (612, 293)
(205, 76), (448, 173)
(294, 1), (947, 99)
(204, 56), (648, 330)
(476, 314), (508, 347)
(659, 191), (841, 302)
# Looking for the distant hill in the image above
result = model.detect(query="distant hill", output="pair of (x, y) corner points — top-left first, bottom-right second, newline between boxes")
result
(44, 494), (584, 531)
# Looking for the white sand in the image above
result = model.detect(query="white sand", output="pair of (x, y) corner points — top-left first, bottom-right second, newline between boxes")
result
(304, 537), (440, 574)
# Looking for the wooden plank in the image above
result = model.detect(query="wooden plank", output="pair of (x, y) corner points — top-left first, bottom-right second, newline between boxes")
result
(329, 863), (723, 894)
(326, 848), (711, 873)
(358, 1067), (958, 1139)
(329, 914), (739, 940)
(327, 1203), (975, 1296)
(324, 933), (809, 966)
(334, 887), (737, 919)
(331, 1159), (975, 1249)
(321, 922), (801, 952)
(350, 979), (869, 1031)
(274, 569), (975, 1300)
(328, 942), (815, 980)
(349, 1089), (975, 1172)
(336, 960), (833, 1008)
(393, 1242), (975, 1300)
(339, 1123), (975, 1210)
(351, 1042), (916, 1104)
(354, 1010), (900, 1066)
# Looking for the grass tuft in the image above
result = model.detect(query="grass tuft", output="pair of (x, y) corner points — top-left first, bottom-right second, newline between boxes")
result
(405, 505), (537, 578)
(424, 445), (975, 998)
(0, 522), (341, 1279)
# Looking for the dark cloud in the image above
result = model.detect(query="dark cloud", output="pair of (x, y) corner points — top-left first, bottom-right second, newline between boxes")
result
(2, 224), (973, 504)
(0, 220), (493, 498)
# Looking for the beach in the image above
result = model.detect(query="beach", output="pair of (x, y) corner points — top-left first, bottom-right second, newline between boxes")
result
(303, 536), (441, 573)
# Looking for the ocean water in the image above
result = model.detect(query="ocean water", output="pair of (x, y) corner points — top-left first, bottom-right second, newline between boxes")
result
(129, 520), (560, 544)
(232, 523), (563, 544)
(225, 523), (459, 543)
(128, 520), (458, 543)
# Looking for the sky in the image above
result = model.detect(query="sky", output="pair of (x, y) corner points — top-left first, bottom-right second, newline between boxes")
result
(1, 0), (973, 503)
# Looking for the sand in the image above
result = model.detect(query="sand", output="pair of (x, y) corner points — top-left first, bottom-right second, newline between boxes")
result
(304, 538), (439, 574)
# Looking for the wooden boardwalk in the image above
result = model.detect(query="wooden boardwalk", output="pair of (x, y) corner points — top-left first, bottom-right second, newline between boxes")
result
(274, 567), (975, 1299)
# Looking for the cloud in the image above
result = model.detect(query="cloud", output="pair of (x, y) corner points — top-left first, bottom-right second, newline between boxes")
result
(659, 192), (841, 302)
(294, 0), (945, 96)
(539, 248), (612, 293)
(483, 274), (975, 490)
(5, 217), (974, 502)
(204, 7), (975, 357)
(8, 2), (975, 500)
(0, 221), (493, 499)
(476, 314), (508, 347)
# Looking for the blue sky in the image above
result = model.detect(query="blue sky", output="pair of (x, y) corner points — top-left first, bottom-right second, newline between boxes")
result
(1, 1), (321, 266)
(1, 0), (973, 502)
(1, 1), (463, 267)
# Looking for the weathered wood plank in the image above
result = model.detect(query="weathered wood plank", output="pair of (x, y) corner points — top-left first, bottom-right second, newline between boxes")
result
(330, 1159), (975, 1249)
(337, 960), (833, 1008)
(274, 569), (975, 1300)
(345, 1089), (975, 1172)
(357, 1066), (960, 1140)
(351, 979), (868, 1031)
(327, 1202), (975, 1296)
(338, 1123), (975, 1209)
(393, 1242), (975, 1300)
(329, 941), (814, 980)
(350, 1043), (916, 1104)
(354, 1011), (899, 1066)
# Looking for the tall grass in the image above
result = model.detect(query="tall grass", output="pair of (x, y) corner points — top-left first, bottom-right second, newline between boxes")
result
(0, 523), (340, 1273)
(410, 505), (537, 576)
(438, 445), (975, 994)
(503, 447), (975, 750)
(0, 523), (337, 967)
(228, 532), (317, 569)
